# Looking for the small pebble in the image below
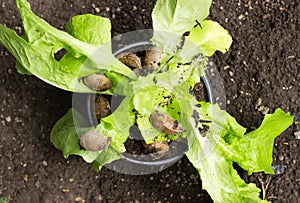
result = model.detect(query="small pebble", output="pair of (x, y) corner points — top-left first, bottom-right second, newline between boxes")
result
(255, 98), (262, 109)
(5, 116), (11, 123)
(23, 174), (28, 182)
(42, 160), (48, 167)
(278, 155), (284, 161)
(62, 188), (70, 193)
(223, 65), (230, 70)
(75, 197), (84, 202)
(95, 195), (103, 201)
(238, 14), (245, 20)
(294, 131), (300, 139)
(35, 180), (41, 189)
(258, 106), (269, 115)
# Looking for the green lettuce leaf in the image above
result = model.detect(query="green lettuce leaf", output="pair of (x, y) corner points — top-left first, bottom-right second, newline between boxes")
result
(183, 103), (267, 202)
(198, 102), (246, 143)
(0, 24), (91, 91)
(186, 140), (267, 203)
(0, 0), (136, 92)
(226, 108), (294, 174)
(181, 20), (233, 57)
(186, 102), (293, 202)
(199, 104), (294, 174)
(173, 82), (262, 202)
(66, 14), (111, 45)
(152, 0), (212, 35)
(65, 14), (128, 80)
(152, 0), (212, 53)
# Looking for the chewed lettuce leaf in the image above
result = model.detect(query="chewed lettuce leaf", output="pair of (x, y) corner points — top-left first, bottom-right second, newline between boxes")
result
(186, 102), (294, 202)
(198, 102), (246, 143)
(152, 0), (212, 53)
(171, 83), (265, 202)
(186, 138), (267, 203)
(199, 104), (294, 174)
(66, 14), (111, 46)
(171, 83), (262, 201)
(0, 0), (136, 92)
(225, 108), (294, 174)
(152, 0), (212, 35)
(182, 20), (233, 57)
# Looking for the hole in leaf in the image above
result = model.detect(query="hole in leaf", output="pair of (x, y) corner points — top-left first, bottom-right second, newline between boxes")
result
(54, 48), (67, 61)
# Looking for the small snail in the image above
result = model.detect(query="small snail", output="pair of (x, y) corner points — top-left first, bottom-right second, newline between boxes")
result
(79, 130), (111, 151)
(117, 52), (142, 69)
(94, 95), (111, 121)
(83, 74), (112, 91)
(143, 47), (162, 71)
(144, 141), (169, 154)
(150, 113), (184, 135)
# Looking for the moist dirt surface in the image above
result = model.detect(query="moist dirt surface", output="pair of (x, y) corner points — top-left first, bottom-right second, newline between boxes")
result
(0, 0), (299, 202)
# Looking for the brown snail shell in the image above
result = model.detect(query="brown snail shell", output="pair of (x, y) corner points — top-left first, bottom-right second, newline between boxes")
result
(150, 113), (184, 135)
(143, 47), (162, 71)
(117, 52), (142, 69)
(94, 95), (111, 121)
(83, 74), (112, 91)
(79, 130), (111, 151)
(144, 141), (169, 154)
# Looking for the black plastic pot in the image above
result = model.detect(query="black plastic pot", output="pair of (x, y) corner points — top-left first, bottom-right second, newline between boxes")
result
(73, 35), (215, 175)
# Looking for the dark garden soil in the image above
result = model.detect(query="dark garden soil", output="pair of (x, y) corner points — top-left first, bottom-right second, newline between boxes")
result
(0, 0), (299, 202)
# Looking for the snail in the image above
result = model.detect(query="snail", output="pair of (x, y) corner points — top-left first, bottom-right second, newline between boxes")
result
(83, 74), (112, 91)
(144, 141), (169, 154)
(94, 95), (111, 121)
(117, 52), (142, 69)
(79, 130), (111, 151)
(150, 112), (184, 135)
(143, 47), (162, 71)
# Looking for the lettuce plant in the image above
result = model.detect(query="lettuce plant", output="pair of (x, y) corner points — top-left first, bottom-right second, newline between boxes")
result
(0, 0), (294, 202)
